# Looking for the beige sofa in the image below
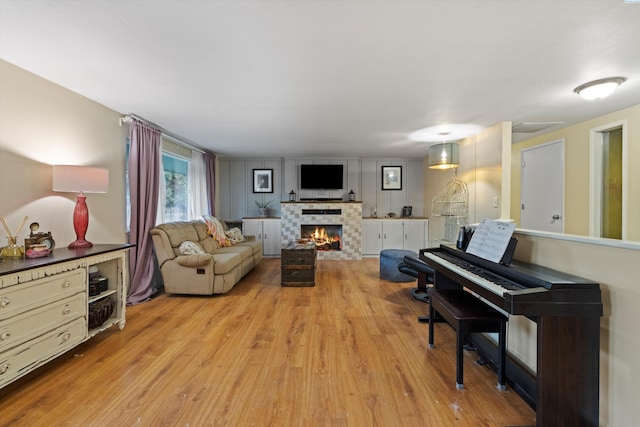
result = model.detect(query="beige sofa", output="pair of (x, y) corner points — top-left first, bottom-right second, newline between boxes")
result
(151, 220), (262, 295)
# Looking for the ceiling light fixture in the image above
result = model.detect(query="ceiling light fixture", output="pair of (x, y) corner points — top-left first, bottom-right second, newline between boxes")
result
(428, 133), (460, 170)
(573, 77), (626, 100)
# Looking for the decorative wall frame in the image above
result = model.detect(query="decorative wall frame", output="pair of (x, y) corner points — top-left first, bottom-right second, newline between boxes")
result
(253, 169), (273, 193)
(381, 166), (402, 190)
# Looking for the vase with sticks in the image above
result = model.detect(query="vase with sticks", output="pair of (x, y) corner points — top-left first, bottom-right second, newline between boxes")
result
(0, 216), (29, 260)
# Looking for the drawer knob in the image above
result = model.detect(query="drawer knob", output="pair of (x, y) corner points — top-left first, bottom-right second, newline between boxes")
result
(0, 331), (11, 340)
(0, 297), (10, 307)
(63, 306), (71, 315)
(0, 364), (9, 374)
(62, 280), (71, 288)
(61, 333), (71, 342)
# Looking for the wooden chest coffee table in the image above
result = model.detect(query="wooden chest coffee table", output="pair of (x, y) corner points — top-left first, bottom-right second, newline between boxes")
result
(281, 241), (317, 287)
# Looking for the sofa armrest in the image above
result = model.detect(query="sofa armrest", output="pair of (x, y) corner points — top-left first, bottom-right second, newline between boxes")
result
(243, 235), (256, 242)
(176, 254), (214, 268)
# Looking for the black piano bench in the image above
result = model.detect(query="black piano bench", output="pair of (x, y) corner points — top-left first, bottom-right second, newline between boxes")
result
(428, 289), (507, 391)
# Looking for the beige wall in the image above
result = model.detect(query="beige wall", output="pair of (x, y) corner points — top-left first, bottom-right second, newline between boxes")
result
(423, 122), (509, 230)
(511, 104), (640, 241)
(0, 60), (128, 246)
(512, 231), (640, 427)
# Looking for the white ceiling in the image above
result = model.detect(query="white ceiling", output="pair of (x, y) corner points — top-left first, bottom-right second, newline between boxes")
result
(1, 0), (639, 158)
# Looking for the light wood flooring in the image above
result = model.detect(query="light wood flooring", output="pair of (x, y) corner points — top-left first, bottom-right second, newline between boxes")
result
(0, 258), (535, 426)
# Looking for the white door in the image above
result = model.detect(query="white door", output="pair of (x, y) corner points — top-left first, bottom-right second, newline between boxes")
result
(362, 219), (382, 255)
(382, 220), (404, 249)
(403, 220), (425, 253)
(521, 140), (564, 233)
(243, 220), (262, 241)
(262, 219), (282, 256)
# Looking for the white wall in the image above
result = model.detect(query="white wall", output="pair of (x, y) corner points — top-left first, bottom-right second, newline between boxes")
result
(0, 60), (128, 246)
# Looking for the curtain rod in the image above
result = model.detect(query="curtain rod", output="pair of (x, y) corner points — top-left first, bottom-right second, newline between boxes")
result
(120, 114), (208, 155)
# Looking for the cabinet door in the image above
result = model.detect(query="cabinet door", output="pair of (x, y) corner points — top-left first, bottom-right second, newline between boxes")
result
(403, 220), (426, 253)
(362, 219), (382, 255)
(243, 220), (262, 240)
(381, 220), (404, 249)
(262, 219), (282, 256)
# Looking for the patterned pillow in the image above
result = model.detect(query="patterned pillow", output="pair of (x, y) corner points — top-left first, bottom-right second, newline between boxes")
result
(225, 227), (246, 244)
(179, 240), (205, 255)
(202, 215), (232, 247)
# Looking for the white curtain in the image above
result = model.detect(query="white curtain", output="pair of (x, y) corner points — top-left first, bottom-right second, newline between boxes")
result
(188, 150), (208, 220)
(155, 157), (167, 225)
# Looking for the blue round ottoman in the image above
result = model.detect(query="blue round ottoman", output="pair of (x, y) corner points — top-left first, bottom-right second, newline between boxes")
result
(380, 249), (418, 282)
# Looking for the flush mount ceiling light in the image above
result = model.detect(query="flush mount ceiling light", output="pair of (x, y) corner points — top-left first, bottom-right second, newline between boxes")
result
(573, 77), (626, 100)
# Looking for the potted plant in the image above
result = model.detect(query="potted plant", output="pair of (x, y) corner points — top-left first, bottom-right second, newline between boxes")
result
(255, 199), (273, 217)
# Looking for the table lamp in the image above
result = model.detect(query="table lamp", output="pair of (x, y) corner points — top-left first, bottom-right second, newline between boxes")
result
(53, 165), (109, 248)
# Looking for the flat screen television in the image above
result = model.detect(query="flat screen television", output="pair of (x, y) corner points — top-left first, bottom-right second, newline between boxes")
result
(300, 164), (344, 190)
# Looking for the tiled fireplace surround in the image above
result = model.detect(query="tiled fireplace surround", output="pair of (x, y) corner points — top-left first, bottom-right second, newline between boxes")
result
(281, 202), (362, 260)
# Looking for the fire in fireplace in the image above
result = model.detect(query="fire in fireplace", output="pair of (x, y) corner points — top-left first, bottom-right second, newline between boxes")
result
(300, 224), (342, 251)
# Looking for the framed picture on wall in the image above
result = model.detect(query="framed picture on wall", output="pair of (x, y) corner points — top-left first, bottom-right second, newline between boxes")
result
(253, 169), (273, 193)
(381, 166), (402, 190)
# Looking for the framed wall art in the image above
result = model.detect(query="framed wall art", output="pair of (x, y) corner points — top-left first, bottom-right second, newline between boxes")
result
(381, 166), (402, 190)
(253, 169), (273, 193)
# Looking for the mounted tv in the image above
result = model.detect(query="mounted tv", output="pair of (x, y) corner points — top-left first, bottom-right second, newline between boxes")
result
(300, 164), (344, 190)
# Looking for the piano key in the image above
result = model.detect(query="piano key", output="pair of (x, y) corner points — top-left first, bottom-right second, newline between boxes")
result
(423, 251), (526, 297)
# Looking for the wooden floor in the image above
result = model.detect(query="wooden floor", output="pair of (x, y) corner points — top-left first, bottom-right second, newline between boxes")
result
(0, 258), (535, 426)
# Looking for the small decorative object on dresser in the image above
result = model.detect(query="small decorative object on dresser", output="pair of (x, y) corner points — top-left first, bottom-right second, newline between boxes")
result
(24, 222), (55, 258)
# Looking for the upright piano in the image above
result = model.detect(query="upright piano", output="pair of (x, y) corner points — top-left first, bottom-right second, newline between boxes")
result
(420, 245), (603, 427)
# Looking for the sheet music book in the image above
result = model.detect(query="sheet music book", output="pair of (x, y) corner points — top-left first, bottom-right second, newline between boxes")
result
(465, 219), (516, 263)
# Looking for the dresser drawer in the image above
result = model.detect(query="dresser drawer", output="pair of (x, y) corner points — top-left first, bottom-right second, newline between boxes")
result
(0, 317), (86, 387)
(0, 269), (85, 321)
(0, 292), (86, 350)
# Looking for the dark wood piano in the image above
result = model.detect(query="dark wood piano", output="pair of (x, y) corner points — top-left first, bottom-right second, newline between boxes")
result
(420, 245), (603, 427)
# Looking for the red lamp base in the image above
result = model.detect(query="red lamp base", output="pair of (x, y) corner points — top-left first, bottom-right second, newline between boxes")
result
(68, 238), (93, 249)
(69, 192), (93, 249)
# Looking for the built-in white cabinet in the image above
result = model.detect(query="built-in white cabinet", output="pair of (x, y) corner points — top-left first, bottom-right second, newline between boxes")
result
(243, 218), (282, 257)
(362, 218), (429, 255)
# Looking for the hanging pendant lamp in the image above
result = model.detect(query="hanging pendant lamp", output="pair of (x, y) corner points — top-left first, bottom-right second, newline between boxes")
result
(428, 134), (460, 170)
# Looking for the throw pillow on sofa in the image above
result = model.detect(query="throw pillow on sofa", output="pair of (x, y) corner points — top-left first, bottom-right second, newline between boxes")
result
(203, 215), (232, 247)
(179, 240), (206, 255)
(225, 227), (246, 244)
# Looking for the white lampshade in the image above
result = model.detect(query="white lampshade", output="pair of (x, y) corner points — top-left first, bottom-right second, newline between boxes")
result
(428, 143), (460, 170)
(574, 77), (626, 100)
(53, 165), (109, 193)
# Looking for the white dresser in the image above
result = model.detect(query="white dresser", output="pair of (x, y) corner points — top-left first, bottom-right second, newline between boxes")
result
(0, 244), (132, 388)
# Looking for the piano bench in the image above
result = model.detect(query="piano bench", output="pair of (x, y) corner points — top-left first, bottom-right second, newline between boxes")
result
(428, 289), (507, 391)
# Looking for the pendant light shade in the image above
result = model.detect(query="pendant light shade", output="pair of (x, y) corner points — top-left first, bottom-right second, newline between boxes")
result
(428, 142), (460, 170)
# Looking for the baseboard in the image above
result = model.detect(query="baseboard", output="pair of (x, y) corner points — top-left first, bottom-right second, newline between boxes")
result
(469, 332), (537, 410)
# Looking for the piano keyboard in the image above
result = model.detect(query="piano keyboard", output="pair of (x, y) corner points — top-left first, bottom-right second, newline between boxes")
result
(423, 250), (528, 297)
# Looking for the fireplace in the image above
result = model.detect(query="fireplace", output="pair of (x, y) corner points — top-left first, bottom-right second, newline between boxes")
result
(281, 202), (362, 260)
(301, 224), (342, 251)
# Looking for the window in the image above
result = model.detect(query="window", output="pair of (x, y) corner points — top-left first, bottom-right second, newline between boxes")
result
(161, 153), (189, 222)
(126, 136), (207, 230)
